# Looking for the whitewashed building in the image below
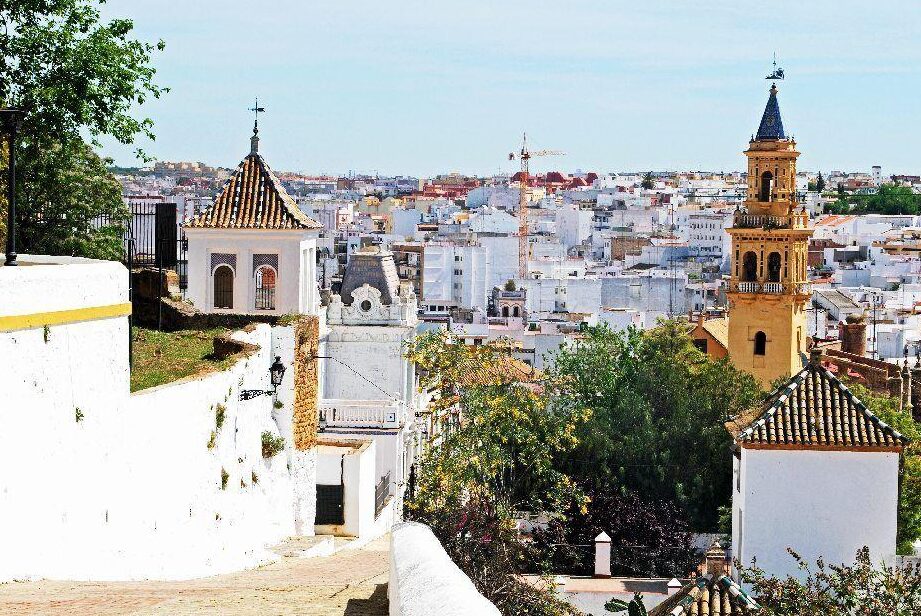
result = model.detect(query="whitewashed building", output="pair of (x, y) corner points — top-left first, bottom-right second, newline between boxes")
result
(422, 243), (489, 312)
(184, 127), (323, 315)
(729, 349), (907, 579)
(320, 246), (424, 515)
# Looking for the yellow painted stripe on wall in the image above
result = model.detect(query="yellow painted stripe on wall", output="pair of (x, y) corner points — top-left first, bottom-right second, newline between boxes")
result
(0, 302), (132, 332)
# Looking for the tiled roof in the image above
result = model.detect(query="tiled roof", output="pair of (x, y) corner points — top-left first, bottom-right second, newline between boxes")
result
(187, 148), (321, 230)
(455, 354), (540, 388)
(649, 575), (759, 616)
(729, 354), (909, 449)
(755, 84), (785, 141)
(702, 316), (729, 351)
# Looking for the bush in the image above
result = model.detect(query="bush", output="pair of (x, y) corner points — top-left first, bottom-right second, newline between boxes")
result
(215, 404), (226, 430)
(261, 431), (285, 458)
(220, 468), (229, 490)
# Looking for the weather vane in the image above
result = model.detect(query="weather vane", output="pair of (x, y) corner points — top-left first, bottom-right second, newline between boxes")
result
(248, 97), (265, 133)
(765, 53), (784, 80)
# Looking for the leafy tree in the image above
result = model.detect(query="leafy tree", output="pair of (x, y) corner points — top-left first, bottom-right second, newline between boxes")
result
(532, 488), (696, 578)
(606, 593), (647, 615)
(816, 171), (826, 193)
(1, 0), (166, 258)
(504, 279), (517, 292)
(404, 332), (586, 616)
(739, 547), (921, 615)
(546, 321), (763, 530)
(641, 172), (655, 190)
(843, 380), (921, 553)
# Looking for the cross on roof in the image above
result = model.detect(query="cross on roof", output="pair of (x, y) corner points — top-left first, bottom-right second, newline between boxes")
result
(249, 97), (265, 134)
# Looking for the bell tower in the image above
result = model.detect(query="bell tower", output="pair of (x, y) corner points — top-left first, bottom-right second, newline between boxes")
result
(726, 82), (813, 387)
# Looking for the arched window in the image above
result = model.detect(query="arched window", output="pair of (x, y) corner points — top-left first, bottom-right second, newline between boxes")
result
(512, 306), (520, 317)
(214, 265), (234, 309)
(754, 331), (767, 356)
(254, 265), (277, 311)
(742, 251), (758, 282)
(502, 306), (510, 317)
(767, 252), (781, 282)
(760, 171), (773, 202)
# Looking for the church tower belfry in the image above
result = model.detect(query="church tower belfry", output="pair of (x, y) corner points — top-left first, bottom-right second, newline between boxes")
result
(727, 82), (813, 387)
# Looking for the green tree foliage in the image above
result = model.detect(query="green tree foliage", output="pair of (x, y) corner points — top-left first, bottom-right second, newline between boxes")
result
(739, 547), (921, 615)
(826, 185), (921, 216)
(405, 332), (586, 615)
(641, 172), (655, 190)
(816, 171), (826, 193)
(843, 380), (921, 553)
(1, 0), (165, 258)
(532, 489), (696, 578)
(547, 321), (763, 530)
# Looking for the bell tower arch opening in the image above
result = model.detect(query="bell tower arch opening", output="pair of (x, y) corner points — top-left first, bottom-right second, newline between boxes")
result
(759, 171), (773, 202)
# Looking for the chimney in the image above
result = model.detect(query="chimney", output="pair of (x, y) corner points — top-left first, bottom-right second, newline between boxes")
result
(838, 313), (867, 356)
(705, 542), (727, 577)
(809, 346), (823, 368)
(667, 578), (682, 595)
(594, 532), (611, 578)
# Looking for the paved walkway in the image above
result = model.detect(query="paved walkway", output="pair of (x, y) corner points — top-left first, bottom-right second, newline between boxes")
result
(0, 535), (390, 616)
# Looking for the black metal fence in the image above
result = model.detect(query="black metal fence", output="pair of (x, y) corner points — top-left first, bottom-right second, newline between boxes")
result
(94, 201), (188, 290)
(375, 471), (391, 517)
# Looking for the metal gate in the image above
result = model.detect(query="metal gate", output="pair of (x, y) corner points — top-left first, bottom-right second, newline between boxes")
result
(94, 201), (188, 290)
(316, 484), (344, 525)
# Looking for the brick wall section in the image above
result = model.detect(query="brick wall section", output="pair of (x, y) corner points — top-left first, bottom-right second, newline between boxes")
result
(293, 316), (320, 450)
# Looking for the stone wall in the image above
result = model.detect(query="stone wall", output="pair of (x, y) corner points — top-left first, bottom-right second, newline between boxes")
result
(293, 316), (320, 450)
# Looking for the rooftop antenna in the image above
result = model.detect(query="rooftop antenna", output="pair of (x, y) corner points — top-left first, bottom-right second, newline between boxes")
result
(248, 97), (265, 154)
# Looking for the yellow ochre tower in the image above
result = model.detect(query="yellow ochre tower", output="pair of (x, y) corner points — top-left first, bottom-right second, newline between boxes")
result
(727, 81), (813, 387)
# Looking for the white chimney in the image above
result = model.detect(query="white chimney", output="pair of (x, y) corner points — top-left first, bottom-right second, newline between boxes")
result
(594, 531), (611, 578)
(667, 578), (682, 595)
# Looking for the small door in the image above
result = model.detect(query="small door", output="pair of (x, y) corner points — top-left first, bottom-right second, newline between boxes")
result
(316, 484), (344, 525)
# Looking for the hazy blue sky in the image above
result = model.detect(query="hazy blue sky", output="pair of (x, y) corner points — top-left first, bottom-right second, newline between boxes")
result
(99, 0), (921, 176)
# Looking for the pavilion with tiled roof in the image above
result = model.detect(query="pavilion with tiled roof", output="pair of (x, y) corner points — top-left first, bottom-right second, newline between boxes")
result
(726, 347), (908, 581)
(183, 123), (323, 315)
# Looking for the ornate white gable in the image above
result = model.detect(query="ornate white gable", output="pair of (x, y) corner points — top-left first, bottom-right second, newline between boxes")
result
(327, 283), (417, 326)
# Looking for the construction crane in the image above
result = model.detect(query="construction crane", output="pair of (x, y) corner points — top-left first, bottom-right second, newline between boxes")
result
(508, 133), (564, 279)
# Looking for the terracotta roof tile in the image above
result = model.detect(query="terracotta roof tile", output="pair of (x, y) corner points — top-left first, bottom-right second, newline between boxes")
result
(728, 359), (909, 449)
(186, 152), (321, 230)
(649, 575), (759, 616)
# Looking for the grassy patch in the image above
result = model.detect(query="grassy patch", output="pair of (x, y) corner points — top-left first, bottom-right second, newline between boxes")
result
(131, 327), (237, 392)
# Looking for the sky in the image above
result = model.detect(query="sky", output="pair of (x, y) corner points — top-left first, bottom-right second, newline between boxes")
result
(99, 0), (921, 177)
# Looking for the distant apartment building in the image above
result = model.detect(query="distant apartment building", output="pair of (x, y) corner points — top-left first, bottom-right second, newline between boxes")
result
(422, 244), (489, 313)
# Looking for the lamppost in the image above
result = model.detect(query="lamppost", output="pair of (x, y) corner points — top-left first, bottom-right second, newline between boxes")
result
(1, 108), (25, 267)
(239, 356), (286, 401)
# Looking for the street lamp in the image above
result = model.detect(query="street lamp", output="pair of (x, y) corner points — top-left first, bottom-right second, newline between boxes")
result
(239, 356), (286, 401)
(1, 108), (25, 267)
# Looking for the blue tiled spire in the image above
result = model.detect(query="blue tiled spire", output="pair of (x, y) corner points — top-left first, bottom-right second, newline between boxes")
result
(755, 84), (785, 140)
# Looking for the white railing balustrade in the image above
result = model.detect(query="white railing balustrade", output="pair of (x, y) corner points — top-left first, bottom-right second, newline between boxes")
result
(762, 282), (784, 294)
(320, 399), (403, 428)
(737, 281), (760, 293)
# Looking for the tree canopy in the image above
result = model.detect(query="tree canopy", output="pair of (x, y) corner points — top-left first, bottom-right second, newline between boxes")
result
(546, 321), (762, 530)
(1, 0), (165, 258)
(825, 184), (921, 216)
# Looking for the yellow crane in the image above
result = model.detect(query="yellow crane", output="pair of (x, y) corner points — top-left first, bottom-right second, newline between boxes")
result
(508, 133), (564, 279)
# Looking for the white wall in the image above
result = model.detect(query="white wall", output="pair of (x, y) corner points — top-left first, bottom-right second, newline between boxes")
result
(0, 257), (316, 581)
(316, 440), (377, 537)
(185, 228), (319, 315)
(733, 448), (899, 579)
(388, 522), (500, 616)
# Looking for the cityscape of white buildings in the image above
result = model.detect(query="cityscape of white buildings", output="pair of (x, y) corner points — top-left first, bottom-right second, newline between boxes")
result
(117, 160), (921, 367)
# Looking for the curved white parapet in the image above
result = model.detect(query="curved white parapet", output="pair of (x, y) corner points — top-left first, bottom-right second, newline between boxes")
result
(389, 521), (500, 616)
